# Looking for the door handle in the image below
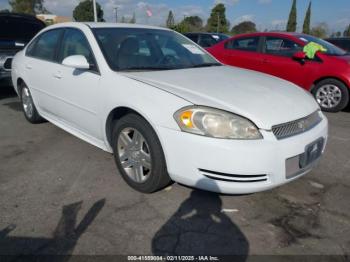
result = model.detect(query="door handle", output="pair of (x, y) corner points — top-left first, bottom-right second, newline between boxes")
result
(25, 64), (32, 70)
(262, 59), (269, 63)
(53, 72), (62, 79)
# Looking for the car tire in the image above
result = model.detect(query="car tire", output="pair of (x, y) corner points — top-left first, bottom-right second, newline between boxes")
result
(19, 83), (45, 124)
(112, 113), (172, 193)
(312, 79), (349, 113)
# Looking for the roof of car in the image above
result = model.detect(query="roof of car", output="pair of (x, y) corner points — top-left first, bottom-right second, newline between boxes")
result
(85, 22), (170, 30)
(43, 22), (171, 32)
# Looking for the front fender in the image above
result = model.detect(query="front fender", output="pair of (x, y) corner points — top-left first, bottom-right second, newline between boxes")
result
(100, 73), (192, 152)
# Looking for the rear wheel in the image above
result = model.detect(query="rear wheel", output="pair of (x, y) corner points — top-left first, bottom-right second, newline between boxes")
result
(19, 83), (45, 124)
(112, 113), (171, 193)
(313, 79), (349, 112)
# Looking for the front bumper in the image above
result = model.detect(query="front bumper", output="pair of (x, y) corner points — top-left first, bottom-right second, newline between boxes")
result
(0, 71), (12, 86)
(157, 115), (328, 194)
(0, 55), (13, 86)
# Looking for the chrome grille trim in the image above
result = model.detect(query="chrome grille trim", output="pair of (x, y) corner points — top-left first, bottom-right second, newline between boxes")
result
(272, 111), (322, 140)
(199, 169), (269, 183)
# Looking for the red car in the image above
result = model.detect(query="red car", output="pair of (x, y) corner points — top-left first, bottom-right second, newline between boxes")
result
(207, 32), (350, 112)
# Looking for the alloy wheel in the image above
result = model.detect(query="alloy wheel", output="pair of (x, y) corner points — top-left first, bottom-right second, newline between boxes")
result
(316, 84), (342, 109)
(117, 127), (152, 183)
(21, 87), (34, 118)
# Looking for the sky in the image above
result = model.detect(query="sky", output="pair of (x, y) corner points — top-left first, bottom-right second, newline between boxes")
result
(0, 0), (349, 33)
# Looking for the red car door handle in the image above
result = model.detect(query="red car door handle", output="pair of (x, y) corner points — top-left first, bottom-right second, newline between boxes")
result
(262, 59), (269, 63)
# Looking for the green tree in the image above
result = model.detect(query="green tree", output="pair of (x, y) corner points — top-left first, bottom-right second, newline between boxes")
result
(0, 9), (10, 13)
(206, 3), (229, 33)
(344, 24), (350, 37)
(310, 23), (329, 38)
(166, 10), (175, 28)
(231, 21), (257, 35)
(73, 0), (104, 22)
(172, 21), (190, 34)
(9, 0), (47, 14)
(183, 16), (203, 31)
(286, 0), (297, 32)
(302, 1), (311, 34)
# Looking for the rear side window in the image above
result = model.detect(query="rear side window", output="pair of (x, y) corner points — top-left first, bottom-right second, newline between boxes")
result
(27, 29), (62, 61)
(225, 37), (259, 52)
(265, 37), (302, 57)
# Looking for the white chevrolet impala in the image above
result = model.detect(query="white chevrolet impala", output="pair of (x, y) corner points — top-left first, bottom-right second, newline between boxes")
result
(11, 23), (328, 194)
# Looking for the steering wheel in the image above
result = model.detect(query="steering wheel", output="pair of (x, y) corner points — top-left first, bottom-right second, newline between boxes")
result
(156, 54), (177, 66)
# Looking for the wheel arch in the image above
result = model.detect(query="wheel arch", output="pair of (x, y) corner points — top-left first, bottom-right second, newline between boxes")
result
(16, 77), (25, 94)
(310, 76), (350, 94)
(104, 106), (166, 151)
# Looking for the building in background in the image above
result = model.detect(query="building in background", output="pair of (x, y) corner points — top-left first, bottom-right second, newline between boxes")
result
(36, 14), (71, 24)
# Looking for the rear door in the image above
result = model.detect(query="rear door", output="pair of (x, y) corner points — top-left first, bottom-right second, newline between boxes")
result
(220, 36), (264, 71)
(24, 28), (63, 114)
(260, 36), (317, 88)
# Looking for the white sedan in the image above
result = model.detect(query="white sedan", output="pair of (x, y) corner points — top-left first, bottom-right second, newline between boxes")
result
(11, 23), (328, 194)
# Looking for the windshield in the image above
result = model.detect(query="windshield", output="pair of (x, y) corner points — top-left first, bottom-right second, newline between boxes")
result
(92, 28), (221, 71)
(297, 35), (347, 56)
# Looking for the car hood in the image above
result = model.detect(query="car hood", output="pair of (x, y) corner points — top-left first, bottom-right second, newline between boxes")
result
(122, 66), (319, 129)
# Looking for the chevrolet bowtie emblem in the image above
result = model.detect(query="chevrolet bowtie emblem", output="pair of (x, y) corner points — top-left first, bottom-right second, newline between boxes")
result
(298, 120), (306, 130)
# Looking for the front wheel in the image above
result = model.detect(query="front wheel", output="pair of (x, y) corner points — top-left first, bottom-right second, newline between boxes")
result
(112, 113), (171, 193)
(313, 79), (349, 112)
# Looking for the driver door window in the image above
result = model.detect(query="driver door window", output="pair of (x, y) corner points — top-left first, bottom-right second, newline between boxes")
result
(58, 28), (97, 71)
(265, 37), (302, 57)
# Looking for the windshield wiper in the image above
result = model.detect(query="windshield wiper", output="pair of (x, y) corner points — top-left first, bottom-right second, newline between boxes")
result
(191, 63), (222, 68)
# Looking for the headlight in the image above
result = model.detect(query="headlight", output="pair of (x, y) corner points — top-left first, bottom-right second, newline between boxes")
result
(174, 106), (262, 139)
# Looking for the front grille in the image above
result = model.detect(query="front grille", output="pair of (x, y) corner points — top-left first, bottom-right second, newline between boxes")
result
(199, 169), (268, 183)
(4, 57), (12, 70)
(272, 111), (322, 140)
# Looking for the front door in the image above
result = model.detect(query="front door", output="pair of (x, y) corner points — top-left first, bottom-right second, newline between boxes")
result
(259, 36), (317, 89)
(50, 28), (102, 140)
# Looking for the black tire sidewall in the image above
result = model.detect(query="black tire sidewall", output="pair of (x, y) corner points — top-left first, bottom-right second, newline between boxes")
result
(313, 79), (349, 112)
(112, 113), (171, 193)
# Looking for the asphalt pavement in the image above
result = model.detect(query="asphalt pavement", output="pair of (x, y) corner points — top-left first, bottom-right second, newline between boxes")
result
(0, 85), (349, 260)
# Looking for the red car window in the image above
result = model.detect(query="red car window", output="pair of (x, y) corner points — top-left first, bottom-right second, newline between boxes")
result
(225, 37), (259, 52)
(265, 37), (302, 57)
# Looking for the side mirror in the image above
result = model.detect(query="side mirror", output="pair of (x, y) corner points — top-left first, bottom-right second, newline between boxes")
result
(62, 55), (90, 70)
(292, 51), (306, 60)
